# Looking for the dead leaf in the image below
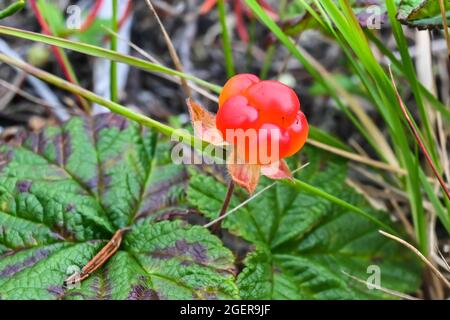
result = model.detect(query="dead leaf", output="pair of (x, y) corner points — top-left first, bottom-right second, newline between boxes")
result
(186, 98), (226, 146)
(227, 148), (260, 193)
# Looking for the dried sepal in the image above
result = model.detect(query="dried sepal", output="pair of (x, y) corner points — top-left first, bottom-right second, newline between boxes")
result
(261, 159), (293, 180)
(227, 149), (260, 194)
(186, 98), (226, 146)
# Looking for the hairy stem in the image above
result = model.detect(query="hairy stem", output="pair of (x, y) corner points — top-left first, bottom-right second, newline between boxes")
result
(212, 180), (235, 234)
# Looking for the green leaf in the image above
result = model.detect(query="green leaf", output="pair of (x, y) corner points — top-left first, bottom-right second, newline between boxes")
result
(397, 0), (450, 28)
(187, 149), (422, 299)
(0, 114), (238, 300)
(65, 220), (237, 300)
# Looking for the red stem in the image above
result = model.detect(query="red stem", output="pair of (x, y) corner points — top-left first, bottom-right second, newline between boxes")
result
(80, 0), (132, 33)
(79, 0), (104, 32)
(29, 0), (76, 84)
(235, 1), (249, 43)
(200, 0), (218, 14)
(390, 68), (450, 200)
(118, 0), (133, 30)
(101, 0), (133, 42)
(257, 0), (279, 20)
(211, 180), (235, 234)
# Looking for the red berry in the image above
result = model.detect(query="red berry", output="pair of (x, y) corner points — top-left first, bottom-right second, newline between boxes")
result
(285, 111), (309, 158)
(255, 123), (291, 164)
(218, 73), (260, 108)
(244, 80), (299, 128)
(216, 96), (259, 145)
(216, 74), (308, 164)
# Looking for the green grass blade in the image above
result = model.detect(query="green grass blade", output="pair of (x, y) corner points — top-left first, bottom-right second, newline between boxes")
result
(217, 0), (235, 77)
(0, 23), (360, 166)
(0, 0), (25, 19)
(0, 53), (188, 142)
(274, 0), (431, 252)
(308, 126), (351, 151)
(365, 29), (450, 123)
(287, 178), (396, 234)
(260, 43), (275, 79)
(420, 171), (450, 233)
(386, 0), (439, 165)
(338, 0), (449, 252)
(322, 0), (428, 252)
(0, 25), (222, 93)
(35, 0), (90, 111)
(110, 0), (118, 102)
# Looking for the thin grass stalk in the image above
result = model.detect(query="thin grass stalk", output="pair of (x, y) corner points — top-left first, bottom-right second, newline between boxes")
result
(30, 0), (90, 111)
(386, 0), (440, 166)
(218, 0), (235, 77)
(365, 30), (450, 122)
(0, 0), (25, 19)
(291, 0), (429, 252)
(0, 26), (221, 92)
(144, 0), (192, 97)
(438, 0), (450, 57)
(110, 0), (118, 102)
(389, 68), (450, 201)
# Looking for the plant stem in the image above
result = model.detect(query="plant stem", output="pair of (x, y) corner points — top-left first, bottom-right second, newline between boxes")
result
(217, 0), (235, 77)
(380, 230), (450, 289)
(287, 178), (397, 235)
(0, 0), (25, 20)
(260, 43), (275, 79)
(29, 0), (90, 112)
(0, 25), (222, 93)
(212, 180), (235, 234)
(145, 0), (191, 97)
(118, 0), (133, 30)
(80, 0), (104, 32)
(110, 0), (118, 102)
(390, 68), (450, 201)
(438, 0), (450, 57)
